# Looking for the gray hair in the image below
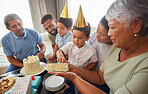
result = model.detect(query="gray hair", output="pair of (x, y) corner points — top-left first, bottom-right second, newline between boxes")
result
(106, 0), (148, 37)
(4, 13), (22, 27)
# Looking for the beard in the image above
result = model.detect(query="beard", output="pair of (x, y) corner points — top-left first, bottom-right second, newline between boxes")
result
(49, 28), (58, 36)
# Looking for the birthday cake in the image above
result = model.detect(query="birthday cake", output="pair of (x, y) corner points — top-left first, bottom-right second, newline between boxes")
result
(23, 55), (42, 75)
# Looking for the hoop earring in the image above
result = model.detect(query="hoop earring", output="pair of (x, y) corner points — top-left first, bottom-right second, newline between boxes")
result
(134, 34), (137, 37)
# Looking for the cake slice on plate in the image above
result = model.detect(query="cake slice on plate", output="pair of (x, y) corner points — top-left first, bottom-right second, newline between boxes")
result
(46, 63), (69, 72)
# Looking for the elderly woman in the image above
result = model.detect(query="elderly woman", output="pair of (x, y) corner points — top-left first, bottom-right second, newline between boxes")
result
(49, 0), (148, 93)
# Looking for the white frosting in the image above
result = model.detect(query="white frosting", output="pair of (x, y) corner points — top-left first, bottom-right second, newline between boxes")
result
(23, 55), (42, 75)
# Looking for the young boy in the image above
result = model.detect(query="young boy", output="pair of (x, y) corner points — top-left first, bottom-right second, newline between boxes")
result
(56, 5), (98, 70)
(56, 5), (98, 94)
(48, 3), (73, 62)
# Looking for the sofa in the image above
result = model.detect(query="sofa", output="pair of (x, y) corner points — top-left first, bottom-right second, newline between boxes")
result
(0, 32), (53, 75)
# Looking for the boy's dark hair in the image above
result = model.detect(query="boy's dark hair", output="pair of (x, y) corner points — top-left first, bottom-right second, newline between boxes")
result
(41, 14), (55, 24)
(73, 22), (91, 38)
(57, 17), (73, 29)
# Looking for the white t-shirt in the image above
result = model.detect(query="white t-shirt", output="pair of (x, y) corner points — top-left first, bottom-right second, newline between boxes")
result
(88, 31), (112, 70)
(61, 42), (98, 68)
(87, 31), (98, 48)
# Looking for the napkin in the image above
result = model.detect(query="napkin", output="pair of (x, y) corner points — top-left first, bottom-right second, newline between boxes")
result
(10, 76), (32, 94)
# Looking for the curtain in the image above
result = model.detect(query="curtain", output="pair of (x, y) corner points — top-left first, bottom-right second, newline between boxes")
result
(44, 0), (57, 19)
(28, 0), (47, 33)
(45, 0), (66, 19)
(28, 0), (66, 33)
(55, 0), (67, 19)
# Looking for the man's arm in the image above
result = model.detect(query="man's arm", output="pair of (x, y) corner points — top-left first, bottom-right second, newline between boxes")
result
(7, 55), (24, 67)
(37, 42), (46, 59)
(53, 44), (59, 58)
(48, 44), (59, 61)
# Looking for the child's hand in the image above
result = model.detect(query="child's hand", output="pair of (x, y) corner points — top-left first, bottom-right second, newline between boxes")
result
(48, 56), (55, 61)
(57, 57), (70, 63)
(57, 57), (66, 63)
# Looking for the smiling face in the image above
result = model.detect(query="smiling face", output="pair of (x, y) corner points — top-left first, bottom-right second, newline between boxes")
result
(108, 19), (134, 48)
(7, 18), (24, 37)
(57, 22), (70, 37)
(43, 19), (57, 36)
(72, 30), (88, 48)
(96, 23), (112, 44)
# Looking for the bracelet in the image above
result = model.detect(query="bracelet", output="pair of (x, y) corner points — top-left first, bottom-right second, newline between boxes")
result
(79, 67), (84, 77)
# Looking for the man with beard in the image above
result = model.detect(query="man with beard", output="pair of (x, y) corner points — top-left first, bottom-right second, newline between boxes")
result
(2, 13), (46, 73)
(41, 14), (58, 49)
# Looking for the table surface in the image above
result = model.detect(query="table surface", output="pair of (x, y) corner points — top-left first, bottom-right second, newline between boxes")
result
(0, 68), (67, 94)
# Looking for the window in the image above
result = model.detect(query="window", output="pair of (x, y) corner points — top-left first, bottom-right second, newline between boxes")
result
(68, 0), (116, 28)
(0, 0), (33, 39)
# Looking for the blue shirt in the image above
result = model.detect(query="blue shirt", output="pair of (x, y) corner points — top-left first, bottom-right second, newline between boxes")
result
(55, 31), (72, 48)
(2, 28), (42, 61)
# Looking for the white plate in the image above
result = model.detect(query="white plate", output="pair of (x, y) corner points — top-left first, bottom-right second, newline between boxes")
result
(45, 75), (64, 92)
(20, 62), (46, 76)
(46, 70), (68, 73)
(0, 76), (18, 82)
(0, 77), (18, 93)
(45, 63), (69, 73)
